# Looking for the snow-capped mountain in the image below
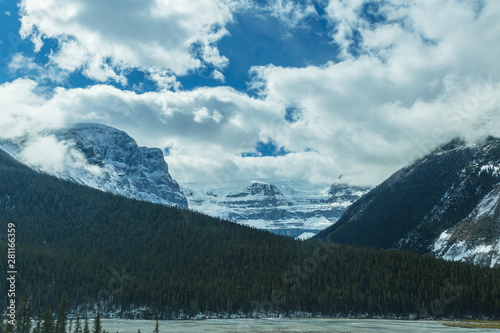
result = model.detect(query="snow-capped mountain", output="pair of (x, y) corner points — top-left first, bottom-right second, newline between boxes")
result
(183, 180), (369, 238)
(316, 136), (500, 268)
(0, 123), (367, 237)
(432, 183), (500, 268)
(0, 123), (188, 208)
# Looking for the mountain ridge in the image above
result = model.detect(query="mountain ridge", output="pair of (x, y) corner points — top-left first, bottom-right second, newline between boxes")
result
(183, 180), (369, 238)
(315, 136), (500, 268)
(1, 123), (188, 208)
(1, 123), (369, 237)
(1, 147), (499, 319)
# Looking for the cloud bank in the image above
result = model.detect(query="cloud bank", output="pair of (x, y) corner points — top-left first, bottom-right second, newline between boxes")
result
(1, 0), (500, 187)
(18, 0), (243, 87)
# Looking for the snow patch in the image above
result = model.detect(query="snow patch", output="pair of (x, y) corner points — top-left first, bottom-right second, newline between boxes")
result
(474, 188), (500, 220)
(296, 232), (316, 240)
(432, 230), (451, 253)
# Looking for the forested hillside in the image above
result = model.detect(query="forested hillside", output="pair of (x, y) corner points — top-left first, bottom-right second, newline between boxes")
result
(314, 137), (500, 268)
(1, 149), (499, 319)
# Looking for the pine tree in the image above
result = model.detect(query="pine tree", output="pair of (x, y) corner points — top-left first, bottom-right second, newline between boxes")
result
(0, 312), (4, 333)
(153, 320), (159, 333)
(40, 308), (54, 333)
(68, 319), (72, 333)
(16, 291), (33, 333)
(92, 312), (101, 333)
(32, 309), (42, 333)
(55, 293), (68, 333)
(74, 316), (82, 333)
(83, 319), (90, 333)
(5, 322), (14, 333)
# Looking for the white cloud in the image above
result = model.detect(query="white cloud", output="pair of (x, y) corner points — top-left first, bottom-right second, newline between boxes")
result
(211, 69), (226, 82)
(0, 79), (293, 183)
(9, 54), (70, 83)
(265, 0), (318, 28)
(247, 0), (500, 185)
(20, 135), (103, 176)
(3, 0), (500, 188)
(18, 0), (242, 84)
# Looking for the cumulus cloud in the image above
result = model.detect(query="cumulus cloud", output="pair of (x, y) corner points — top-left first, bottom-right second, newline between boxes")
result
(246, 0), (500, 185)
(18, 0), (242, 84)
(0, 79), (295, 183)
(3, 0), (500, 187)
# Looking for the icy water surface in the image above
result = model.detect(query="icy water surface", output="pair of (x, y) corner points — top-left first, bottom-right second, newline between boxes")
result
(100, 318), (499, 332)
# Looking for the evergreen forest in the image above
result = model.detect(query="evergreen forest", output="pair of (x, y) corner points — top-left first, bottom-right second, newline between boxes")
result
(1, 150), (499, 322)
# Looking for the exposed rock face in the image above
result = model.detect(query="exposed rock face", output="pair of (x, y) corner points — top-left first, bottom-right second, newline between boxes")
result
(316, 136), (500, 268)
(183, 180), (369, 238)
(432, 184), (500, 268)
(1, 123), (188, 208)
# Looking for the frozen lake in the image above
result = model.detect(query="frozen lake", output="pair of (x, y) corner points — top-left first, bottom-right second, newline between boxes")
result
(99, 318), (499, 332)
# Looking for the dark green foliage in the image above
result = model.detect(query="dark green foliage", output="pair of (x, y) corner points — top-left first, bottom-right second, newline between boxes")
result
(316, 137), (500, 252)
(153, 320), (159, 333)
(32, 310), (42, 333)
(4, 323), (13, 333)
(40, 308), (54, 333)
(74, 316), (82, 333)
(92, 312), (101, 333)
(0, 149), (499, 319)
(55, 293), (68, 333)
(16, 292), (32, 333)
(83, 319), (89, 333)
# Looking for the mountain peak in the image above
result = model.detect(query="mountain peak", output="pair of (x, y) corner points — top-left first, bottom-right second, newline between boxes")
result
(1, 123), (188, 208)
(315, 136), (500, 267)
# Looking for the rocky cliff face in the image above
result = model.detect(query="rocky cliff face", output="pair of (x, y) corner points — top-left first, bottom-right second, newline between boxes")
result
(432, 183), (500, 268)
(183, 180), (369, 238)
(1, 123), (188, 208)
(316, 136), (500, 268)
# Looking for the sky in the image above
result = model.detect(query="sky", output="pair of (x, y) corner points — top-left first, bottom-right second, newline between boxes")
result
(0, 0), (499, 187)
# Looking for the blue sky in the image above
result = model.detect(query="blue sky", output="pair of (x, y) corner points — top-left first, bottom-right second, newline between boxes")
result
(0, 0), (340, 92)
(0, 0), (499, 186)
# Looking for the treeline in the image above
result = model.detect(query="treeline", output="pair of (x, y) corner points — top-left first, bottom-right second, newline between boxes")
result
(0, 150), (499, 320)
(0, 292), (161, 333)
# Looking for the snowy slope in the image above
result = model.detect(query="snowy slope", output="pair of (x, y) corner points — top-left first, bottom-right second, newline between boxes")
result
(317, 136), (500, 267)
(0, 123), (188, 208)
(182, 180), (369, 238)
(432, 184), (500, 268)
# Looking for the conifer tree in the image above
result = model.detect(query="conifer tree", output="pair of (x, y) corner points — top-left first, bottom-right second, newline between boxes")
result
(16, 291), (33, 333)
(83, 319), (90, 333)
(55, 293), (68, 333)
(32, 309), (42, 333)
(5, 322), (14, 333)
(92, 312), (101, 333)
(0, 312), (4, 333)
(41, 308), (54, 333)
(153, 320), (159, 333)
(74, 316), (82, 333)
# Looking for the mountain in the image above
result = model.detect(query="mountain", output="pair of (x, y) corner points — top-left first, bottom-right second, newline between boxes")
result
(315, 136), (500, 268)
(183, 180), (369, 238)
(432, 183), (500, 267)
(0, 123), (188, 208)
(1, 148), (499, 319)
(1, 123), (366, 236)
